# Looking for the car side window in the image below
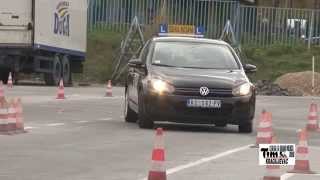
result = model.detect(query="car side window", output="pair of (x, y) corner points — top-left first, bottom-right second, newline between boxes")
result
(139, 41), (151, 63)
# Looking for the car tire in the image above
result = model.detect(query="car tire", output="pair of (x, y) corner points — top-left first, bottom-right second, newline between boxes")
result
(238, 122), (253, 133)
(124, 90), (138, 123)
(215, 122), (227, 127)
(138, 90), (154, 129)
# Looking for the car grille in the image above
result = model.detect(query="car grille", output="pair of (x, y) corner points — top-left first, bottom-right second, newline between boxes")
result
(173, 87), (233, 97)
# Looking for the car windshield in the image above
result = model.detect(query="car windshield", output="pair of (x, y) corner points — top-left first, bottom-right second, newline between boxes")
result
(152, 41), (240, 69)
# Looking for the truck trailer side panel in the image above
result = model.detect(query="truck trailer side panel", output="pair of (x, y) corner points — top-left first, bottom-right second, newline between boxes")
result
(0, 0), (32, 46)
(34, 0), (87, 57)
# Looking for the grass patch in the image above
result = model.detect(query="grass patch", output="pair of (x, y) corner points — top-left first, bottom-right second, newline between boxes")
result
(75, 30), (123, 83)
(77, 29), (320, 83)
(243, 43), (320, 82)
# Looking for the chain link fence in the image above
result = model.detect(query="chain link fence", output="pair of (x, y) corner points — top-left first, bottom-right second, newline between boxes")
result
(88, 0), (320, 47)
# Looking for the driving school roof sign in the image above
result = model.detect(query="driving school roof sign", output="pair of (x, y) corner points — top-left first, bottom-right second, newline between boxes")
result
(158, 24), (204, 38)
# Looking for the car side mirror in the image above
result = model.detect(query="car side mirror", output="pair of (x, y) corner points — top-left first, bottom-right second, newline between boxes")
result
(243, 64), (257, 73)
(128, 59), (145, 68)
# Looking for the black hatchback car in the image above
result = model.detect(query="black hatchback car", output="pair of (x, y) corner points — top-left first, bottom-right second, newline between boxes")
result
(124, 36), (257, 133)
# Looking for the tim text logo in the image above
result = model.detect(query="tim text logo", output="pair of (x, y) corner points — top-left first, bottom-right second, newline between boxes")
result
(54, 1), (70, 36)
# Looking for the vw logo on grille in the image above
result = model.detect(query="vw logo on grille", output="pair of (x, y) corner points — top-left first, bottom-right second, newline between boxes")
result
(199, 87), (210, 96)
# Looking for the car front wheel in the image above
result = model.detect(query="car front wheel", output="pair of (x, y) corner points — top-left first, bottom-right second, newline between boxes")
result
(138, 90), (154, 129)
(124, 90), (138, 123)
(238, 122), (253, 133)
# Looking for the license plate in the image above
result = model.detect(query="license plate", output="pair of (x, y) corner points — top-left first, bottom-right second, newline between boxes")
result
(186, 99), (221, 108)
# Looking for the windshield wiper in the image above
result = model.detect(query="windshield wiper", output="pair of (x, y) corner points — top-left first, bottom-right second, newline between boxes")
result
(152, 63), (177, 67)
(179, 66), (217, 69)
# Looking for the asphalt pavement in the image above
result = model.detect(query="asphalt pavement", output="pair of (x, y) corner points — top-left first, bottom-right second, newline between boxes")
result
(0, 85), (319, 180)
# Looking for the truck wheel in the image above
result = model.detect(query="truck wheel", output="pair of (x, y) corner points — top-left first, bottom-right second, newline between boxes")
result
(62, 56), (71, 85)
(44, 55), (62, 86)
(0, 70), (9, 84)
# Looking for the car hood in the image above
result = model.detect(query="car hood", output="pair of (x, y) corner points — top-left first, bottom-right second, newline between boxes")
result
(150, 66), (248, 89)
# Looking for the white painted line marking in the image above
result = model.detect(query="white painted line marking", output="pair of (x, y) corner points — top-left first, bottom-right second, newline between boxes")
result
(274, 127), (299, 131)
(97, 118), (113, 121)
(282, 173), (320, 180)
(75, 120), (89, 123)
(310, 146), (320, 150)
(103, 96), (124, 99)
(281, 173), (295, 180)
(25, 126), (38, 130)
(47, 123), (65, 127)
(279, 146), (320, 179)
(140, 144), (252, 180)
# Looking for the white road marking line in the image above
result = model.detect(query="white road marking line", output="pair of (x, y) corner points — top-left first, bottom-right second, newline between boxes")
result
(25, 126), (38, 130)
(281, 146), (320, 180)
(97, 117), (113, 121)
(103, 96), (124, 99)
(46, 123), (65, 127)
(274, 127), (299, 131)
(281, 173), (295, 180)
(281, 173), (320, 180)
(75, 120), (89, 123)
(140, 144), (252, 180)
(70, 94), (80, 97)
(310, 146), (320, 150)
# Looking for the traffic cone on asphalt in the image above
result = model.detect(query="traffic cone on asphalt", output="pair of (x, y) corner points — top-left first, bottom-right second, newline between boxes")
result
(56, 79), (65, 100)
(288, 129), (315, 174)
(148, 128), (167, 180)
(263, 136), (281, 180)
(7, 72), (13, 88)
(0, 98), (9, 135)
(0, 81), (4, 99)
(105, 80), (113, 97)
(6, 99), (17, 134)
(14, 98), (26, 134)
(306, 103), (319, 131)
(255, 110), (273, 146)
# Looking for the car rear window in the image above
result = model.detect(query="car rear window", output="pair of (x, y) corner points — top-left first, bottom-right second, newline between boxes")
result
(152, 41), (240, 70)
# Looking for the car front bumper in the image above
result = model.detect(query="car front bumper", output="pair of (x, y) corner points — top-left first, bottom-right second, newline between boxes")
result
(142, 91), (255, 125)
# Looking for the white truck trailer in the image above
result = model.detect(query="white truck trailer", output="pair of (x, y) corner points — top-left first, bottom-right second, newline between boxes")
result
(0, 0), (87, 85)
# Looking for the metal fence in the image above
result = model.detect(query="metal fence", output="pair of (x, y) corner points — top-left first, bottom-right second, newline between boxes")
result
(88, 0), (320, 47)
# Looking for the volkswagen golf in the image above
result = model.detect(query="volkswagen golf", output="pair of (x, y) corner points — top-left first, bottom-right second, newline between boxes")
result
(124, 36), (257, 133)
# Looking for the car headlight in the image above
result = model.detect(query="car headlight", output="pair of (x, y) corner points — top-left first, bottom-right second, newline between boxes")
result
(232, 83), (251, 96)
(151, 79), (175, 94)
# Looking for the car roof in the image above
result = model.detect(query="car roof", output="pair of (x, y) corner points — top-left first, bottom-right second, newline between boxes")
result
(152, 36), (229, 45)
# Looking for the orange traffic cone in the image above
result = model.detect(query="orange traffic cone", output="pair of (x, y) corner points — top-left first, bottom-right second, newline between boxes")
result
(148, 128), (167, 180)
(14, 98), (26, 134)
(0, 81), (4, 99)
(0, 98), (9, 135)
(306, 103), (319, 131)
(256, 110), (273, 146)
(105, 80), (113, 97)
(56, 79), (65, 100)
(263, 136), (281, 180)
(7, 99), (17, 134)
(288, 129), (315, 174)
(7, 72), (13, 88)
